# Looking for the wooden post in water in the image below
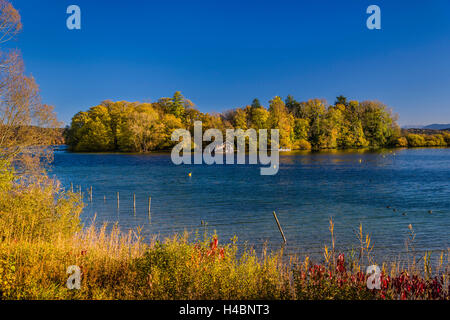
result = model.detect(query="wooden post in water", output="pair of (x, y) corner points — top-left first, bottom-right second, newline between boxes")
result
(117, 192), (120, 209)
(90, 186), (93, 202)
(272, 211), (287, 243)
(104, 195), (106, 203)
(133, 193), (136, 215)
(148, 196), (152, 223)
(70, 183), (73, 193)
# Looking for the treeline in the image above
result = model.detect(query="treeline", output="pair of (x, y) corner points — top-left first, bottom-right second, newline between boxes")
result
(65, 92), (448, 152)
(402, 131), (450, 148)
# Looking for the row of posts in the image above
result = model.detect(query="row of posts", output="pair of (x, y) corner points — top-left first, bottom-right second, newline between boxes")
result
(70, 183), (151, 222)
(69, 184), (287, 244)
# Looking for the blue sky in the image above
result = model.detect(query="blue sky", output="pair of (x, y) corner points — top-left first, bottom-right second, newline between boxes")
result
(8, 0), (450, 126)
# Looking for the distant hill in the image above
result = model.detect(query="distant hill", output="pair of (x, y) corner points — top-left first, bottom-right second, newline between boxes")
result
(402, 125), (424, 129)
(423, 124), (450, 130)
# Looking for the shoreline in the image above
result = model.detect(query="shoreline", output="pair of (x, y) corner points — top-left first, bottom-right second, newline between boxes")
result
(57, 145), (450, 156)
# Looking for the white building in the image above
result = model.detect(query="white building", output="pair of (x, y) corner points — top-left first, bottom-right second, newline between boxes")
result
(214, 141), (234, 154)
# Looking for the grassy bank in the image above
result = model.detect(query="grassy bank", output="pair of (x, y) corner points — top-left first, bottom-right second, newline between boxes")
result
(1, 222), (449, 300)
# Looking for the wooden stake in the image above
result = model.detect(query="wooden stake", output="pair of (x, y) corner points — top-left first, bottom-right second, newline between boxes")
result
(148, 196), (152, 222)
(133, 193), (136, 215)
(90, 186), (93, 202)
(272, 211), (287, 243)
(117, 192), (120, 209)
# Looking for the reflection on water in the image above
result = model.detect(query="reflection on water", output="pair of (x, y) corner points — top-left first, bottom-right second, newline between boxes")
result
(50, 147), (450, 265)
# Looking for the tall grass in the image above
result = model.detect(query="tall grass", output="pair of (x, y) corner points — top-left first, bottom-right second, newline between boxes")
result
(1, 222), (448, 300)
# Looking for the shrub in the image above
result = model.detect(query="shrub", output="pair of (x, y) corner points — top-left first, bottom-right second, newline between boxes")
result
(406, 134), (426, 147)
(131, 234), (290, 300)
(425, 134), (446, 147)
(292, 139), (312, 150)
(0, 257), (16, 299)
(443, 132), (450, 146)
(395, 137), (408, 148)
(0, 162), (83, 242)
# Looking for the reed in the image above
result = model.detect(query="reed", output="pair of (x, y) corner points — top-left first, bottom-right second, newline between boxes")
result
(148, 196), (151, 223)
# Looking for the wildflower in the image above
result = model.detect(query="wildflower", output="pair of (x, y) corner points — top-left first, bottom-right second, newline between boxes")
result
(336, 254), (346, 273)
(210, 237), (218, 251)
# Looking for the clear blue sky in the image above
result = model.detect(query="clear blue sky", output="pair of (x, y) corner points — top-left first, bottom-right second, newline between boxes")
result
(8, 0), (450, 126)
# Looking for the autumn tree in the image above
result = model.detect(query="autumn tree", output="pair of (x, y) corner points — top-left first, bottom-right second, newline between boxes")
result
(0, 0), (59, 173)
(0, 0), (21, 44)
(250, 106), (268, 130)
(233, 108), (248, 130)
(65, 90), (403, 153)
(267, 96), (293, 148)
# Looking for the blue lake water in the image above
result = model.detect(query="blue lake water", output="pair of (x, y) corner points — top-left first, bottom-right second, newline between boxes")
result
(50, 147), (450, 265)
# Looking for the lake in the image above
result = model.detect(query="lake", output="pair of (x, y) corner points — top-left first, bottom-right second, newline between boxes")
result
(50, 147), (450, 265)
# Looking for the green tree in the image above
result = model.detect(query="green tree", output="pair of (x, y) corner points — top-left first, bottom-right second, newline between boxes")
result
(169, 91), (186, 119)
(285, 95), (300, 115)
(251, 98), (262, 110)
(102, 101), (131, 150)
(359, 100), (398, 147)
(335, 95), (348, 107)
(293, 118), (309, 141)
(302, 99), (327, 149)
(337, 101), (368, 148)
